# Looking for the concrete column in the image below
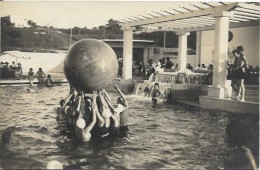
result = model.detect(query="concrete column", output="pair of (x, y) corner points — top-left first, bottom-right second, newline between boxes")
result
(208, 11), (233, 98)
(196, 31), (201, 67)
(143, 47), (149, 66)
(122, 28), (133, 80)
(177, 32), (190, 71)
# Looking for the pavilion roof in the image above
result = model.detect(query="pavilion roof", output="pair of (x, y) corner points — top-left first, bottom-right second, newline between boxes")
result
(118, 2), (260, 33)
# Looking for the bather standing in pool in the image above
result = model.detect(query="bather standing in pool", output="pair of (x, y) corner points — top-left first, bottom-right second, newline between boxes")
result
(75, 91), (97, 142)
(113, 83), (129, 133)
(151, 82), (164, 109)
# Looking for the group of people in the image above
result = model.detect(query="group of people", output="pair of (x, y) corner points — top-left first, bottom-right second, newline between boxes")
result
(0, 61), (23, 79)
(227, 46), (248, 102)
(55, 83), (129, 142)
(27, 67), (53, 88)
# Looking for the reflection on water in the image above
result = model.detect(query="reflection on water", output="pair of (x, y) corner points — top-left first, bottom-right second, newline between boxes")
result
(0, 85), (258, 169)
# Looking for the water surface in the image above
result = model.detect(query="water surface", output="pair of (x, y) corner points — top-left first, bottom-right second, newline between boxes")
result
(0, 85), (258, 169)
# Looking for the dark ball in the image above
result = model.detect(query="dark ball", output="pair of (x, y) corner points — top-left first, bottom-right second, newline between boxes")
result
(64, 39), (118, 92)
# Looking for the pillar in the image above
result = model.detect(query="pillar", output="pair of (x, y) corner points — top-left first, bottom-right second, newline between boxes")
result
(177, 32), (190, 72)
(122, 28), (133, 80)
(196, 31), (201, 67)
(143, 47), (149, 66)
(208, 11), (233, 98)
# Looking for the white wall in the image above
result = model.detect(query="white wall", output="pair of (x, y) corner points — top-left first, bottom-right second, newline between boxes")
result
(200, 25), (259, 67)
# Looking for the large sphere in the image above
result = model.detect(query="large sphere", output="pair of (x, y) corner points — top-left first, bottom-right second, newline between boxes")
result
(64, 39), (118, 92)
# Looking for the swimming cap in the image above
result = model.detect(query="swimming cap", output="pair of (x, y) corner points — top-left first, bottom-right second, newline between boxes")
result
(76, 118), (86, 129)
(46, 160), (63, 169)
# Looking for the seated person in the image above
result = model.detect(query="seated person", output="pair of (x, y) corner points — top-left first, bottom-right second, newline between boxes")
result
(224, 121), (257, 169)
(36, 68), (45, 86)
(45, 75), (54, 87)
(28, 68), (34, 88)
(151, 82), (164, 109)
(75, 91), (97, 142)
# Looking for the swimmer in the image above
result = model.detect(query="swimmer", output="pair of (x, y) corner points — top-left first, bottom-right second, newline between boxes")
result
(26, 88), (36, 93)
(67, 92), (84, 131)
(224, 121), (257, 169)
(101, 89), (121, 136)
(151, 82), (163, 109)
(75, 91), (97, 142)
(92, 90), (111, 138)
(97, 90), (112, 128)
(45, 75), (53, 87)
(55, 99), (68, 132)
(56, 94), (73, 132)
(114, 83), (129, 133)
(83, 96), (92, 126)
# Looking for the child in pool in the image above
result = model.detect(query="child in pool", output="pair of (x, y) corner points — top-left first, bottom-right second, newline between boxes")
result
(45, 75), (53, 87)
(151, 82), (164, 109)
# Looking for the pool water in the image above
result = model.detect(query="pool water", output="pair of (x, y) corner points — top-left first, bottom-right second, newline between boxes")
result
(0, 85), (258, 169)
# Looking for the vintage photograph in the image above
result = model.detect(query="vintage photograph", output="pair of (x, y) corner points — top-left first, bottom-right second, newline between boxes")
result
(0, 1), (259, 169)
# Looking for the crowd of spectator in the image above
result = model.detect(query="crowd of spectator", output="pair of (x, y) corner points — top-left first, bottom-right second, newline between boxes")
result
(123, 55), (259, 85)
(0, 61), (23, 79)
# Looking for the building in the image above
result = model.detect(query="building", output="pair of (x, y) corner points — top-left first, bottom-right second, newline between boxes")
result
(5, 15), (31, 28)
(119, 2), (260, 114)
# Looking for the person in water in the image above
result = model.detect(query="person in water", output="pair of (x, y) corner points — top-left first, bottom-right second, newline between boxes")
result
(101, 89), (121, 136)
(75, 91), (97, 142)
(55, 99), (68, 133)
(97, 91), (112, 130)
(92, 91), (110, 139)
(82, 95), (93, 127)
(113, 83), (129, 133)
(45, 75), (53, 87)
(151, 82), (164, 109)
(224, 121), (257, 169)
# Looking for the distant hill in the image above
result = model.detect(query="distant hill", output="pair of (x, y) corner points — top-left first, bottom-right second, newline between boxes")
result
(1, 17), (196, 52)
(1, 27), (71, 52)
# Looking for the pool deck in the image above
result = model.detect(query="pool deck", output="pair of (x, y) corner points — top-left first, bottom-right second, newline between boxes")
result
(169, 84), (259, 114)
(0, 78), (68, 85)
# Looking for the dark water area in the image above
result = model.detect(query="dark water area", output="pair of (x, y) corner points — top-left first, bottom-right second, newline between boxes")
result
(0, 85), (258, 169)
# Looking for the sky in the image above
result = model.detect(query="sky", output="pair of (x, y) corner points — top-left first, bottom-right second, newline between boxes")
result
(0, 1), (187, 28)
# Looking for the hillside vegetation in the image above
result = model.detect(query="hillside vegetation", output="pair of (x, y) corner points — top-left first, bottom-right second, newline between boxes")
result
(1, 18), (196, 52)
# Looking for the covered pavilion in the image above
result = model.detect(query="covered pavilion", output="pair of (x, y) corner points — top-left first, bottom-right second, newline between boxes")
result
(118, 2), (260, 101)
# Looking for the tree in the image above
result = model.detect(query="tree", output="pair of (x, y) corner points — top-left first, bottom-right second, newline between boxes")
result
(1, 16), (14, 28)
(27, 20), (37, 27)
(105, 19), (121, 34)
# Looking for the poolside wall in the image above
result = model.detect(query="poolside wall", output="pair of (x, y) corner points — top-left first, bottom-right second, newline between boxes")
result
(168, 84), (208, 101)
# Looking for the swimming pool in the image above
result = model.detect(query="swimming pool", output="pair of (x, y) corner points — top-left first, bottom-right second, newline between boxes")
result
(0, 85), (258, 169)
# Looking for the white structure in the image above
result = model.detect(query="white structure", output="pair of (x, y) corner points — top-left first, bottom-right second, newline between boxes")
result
(10, 15), (31, 28)
(119, 2), (260, 99)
